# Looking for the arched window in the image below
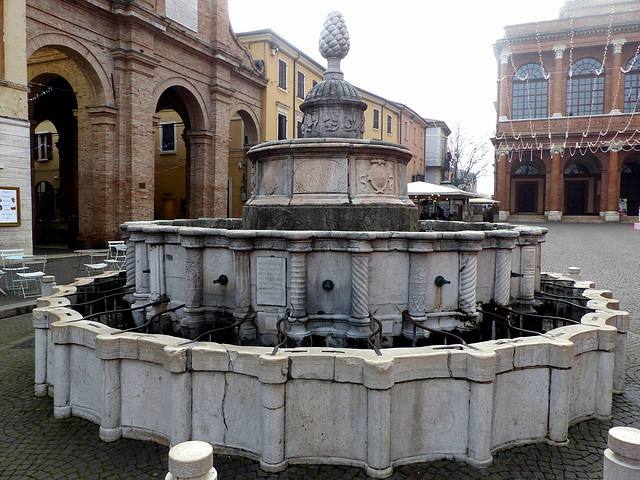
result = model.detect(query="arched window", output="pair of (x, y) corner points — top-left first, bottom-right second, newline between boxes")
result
(564, 163), (590, 175)
(624, 55), (640, 113)
(512, 64), (548, 119)
(514, 165), (540, 175)
(566, 58), (605, 116)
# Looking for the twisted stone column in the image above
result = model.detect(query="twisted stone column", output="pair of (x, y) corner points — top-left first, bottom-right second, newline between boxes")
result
(287, 234), (313, 344)
(494, 232), (518, 306)
(348, 237), (373, 340)
(457, 233), (483, 318)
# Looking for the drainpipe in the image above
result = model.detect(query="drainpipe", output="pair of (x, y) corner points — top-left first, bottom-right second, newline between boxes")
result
(293, 51), (301, 138)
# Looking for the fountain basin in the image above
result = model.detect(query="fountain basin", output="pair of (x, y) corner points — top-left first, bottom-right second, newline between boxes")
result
(33, 275), (627, 478)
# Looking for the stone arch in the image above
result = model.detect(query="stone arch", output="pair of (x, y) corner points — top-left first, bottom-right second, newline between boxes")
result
(27, 33), (112, 105)
(152, 77), (208, 131)
(228, 102), (261, 145)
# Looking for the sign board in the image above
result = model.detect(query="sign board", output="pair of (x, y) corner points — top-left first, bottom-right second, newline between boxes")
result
(0, 187), (20, 226)
(256, 256), (287, 306)
(165, 0), (198, 32)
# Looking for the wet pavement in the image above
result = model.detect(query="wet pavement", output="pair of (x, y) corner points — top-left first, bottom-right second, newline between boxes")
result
(0, 222), (639, 479)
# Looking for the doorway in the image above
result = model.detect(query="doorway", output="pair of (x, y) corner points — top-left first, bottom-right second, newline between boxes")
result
(565, 181), (587, 215)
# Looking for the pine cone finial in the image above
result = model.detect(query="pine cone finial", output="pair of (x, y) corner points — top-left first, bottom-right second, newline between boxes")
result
(319, 11), (350, 60)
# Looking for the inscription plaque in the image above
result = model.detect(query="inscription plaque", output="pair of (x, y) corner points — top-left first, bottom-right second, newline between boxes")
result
(256, 257), (287, 306)
(166, 0), (198, 32)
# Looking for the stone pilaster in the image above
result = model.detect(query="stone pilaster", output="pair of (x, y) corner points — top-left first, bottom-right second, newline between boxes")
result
(495, 149), (510, 221)
(604, 145), (621, 222)
(498, 51), (510, 121)
(404, 234), (435, 339)
(180, 230), (206, 339)
(230, 233), (256, 341)
(132, 235), (150, 327)
(610, 39), (625, 114)
(258, 355), (288, 473)
(552, 46), (566, 117)
(548, 145), (563, 221)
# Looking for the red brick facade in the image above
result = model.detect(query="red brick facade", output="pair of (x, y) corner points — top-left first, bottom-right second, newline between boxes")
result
(26, 0), (265, 246)
(493, 1), (640, 222)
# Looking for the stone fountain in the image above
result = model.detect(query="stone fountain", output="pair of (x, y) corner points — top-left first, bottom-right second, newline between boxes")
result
(31, 11), (629, 479)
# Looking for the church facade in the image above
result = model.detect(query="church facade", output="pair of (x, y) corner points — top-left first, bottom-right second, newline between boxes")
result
(493, 0), (640, 222)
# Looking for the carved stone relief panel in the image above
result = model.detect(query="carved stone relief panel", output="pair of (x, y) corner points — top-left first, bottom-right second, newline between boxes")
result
(294, 157), (348, 194)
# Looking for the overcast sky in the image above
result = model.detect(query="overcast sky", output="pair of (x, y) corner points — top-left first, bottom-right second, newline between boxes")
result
(229, 0), (568, 194)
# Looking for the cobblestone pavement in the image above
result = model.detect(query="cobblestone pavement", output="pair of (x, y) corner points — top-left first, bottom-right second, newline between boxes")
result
(0, 222), (638, 479)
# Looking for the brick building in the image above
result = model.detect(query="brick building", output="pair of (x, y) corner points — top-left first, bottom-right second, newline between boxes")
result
(26, 0), (266, 247)
(493, 0), (640, 222)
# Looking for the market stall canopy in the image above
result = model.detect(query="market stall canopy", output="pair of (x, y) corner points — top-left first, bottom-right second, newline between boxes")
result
(407, 181), (475, 199)
(468, 198), (499, 204)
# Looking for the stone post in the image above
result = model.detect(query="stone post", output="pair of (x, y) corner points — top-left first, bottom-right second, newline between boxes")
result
(552, 46), (566, 117)
(347, 236), (373, 341)
(258, 355), (288, 473)
(548, 145), (563, 221)
(287, 233), (313, 345)
(404, 233), (435, 339)
(605, 145), (621, 222)
(41, 275), (56, 297)
(229, 232), (256, 342)
(166, 441), (218, 480)
(33, 309), (50, 396)
(181, 229), (206, 339)
(457, 232), (484, 319)
(52, 323), (71, 419)
(603, 427), (640, 480)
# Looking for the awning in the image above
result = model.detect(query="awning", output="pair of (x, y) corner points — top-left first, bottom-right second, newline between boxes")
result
(407, 181), (475, 199)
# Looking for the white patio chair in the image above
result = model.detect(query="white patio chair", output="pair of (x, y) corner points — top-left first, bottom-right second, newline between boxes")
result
(0, 249), (27, 295)
(15, 255), (47, 298)
(84, 249), (109, 276)
(105, 241), (127, 271)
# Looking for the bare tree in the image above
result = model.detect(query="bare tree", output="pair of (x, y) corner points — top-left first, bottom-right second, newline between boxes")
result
(447, 122), (491, 192)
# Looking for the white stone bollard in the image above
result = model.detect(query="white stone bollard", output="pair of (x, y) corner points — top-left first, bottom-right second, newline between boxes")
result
(166, 441), (218, 480)
(567, 267), (581, 280)
(41, 275), (56, 297)
(603, 427), (640, 480)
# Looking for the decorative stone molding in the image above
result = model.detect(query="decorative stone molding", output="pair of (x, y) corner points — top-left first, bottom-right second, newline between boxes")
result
(553, 45), (566, 59)
(612, 39), (625, 54)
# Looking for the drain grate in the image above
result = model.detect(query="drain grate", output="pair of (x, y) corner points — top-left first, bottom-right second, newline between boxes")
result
(12, 337), (35, 349)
